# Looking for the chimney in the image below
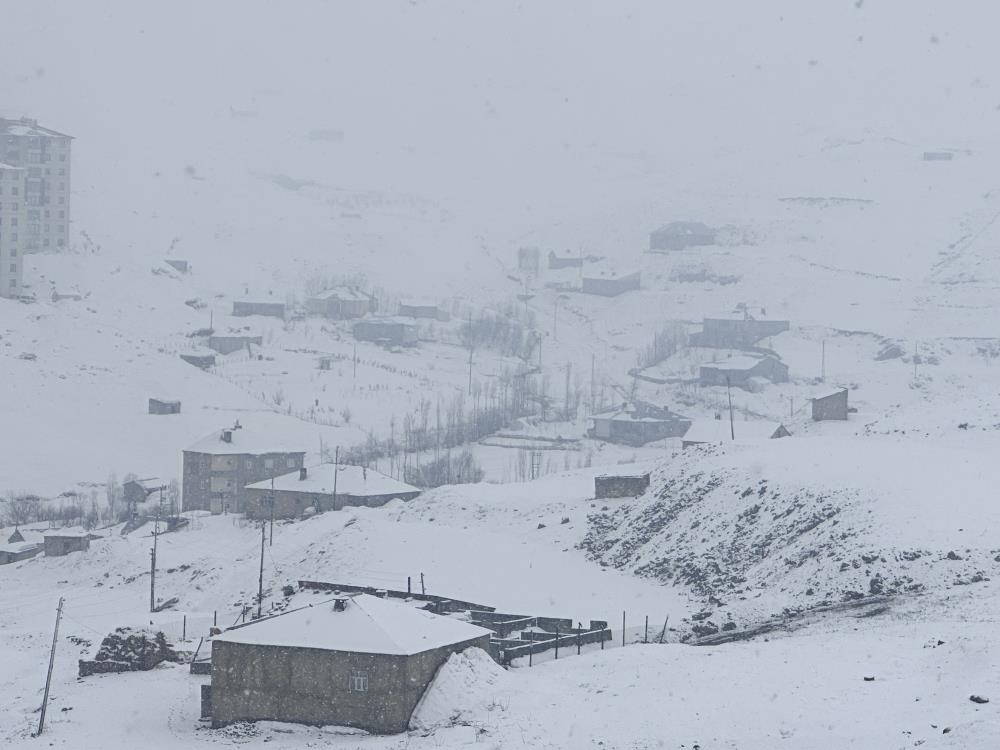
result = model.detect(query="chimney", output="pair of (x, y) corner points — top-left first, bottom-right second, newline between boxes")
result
(222, 429), (233, 443)
(299, 467), (308, 481)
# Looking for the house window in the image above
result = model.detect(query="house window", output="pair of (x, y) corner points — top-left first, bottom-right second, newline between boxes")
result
(286, 457), (296, 468)
(349, 670), (369, 692)
(9, 264), (15, 273)
(264, 458), (274, 470)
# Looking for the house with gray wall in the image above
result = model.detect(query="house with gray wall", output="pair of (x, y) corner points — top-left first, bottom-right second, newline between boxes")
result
(43, 529), (91, 556)
(689, 315), (790, 349)
(306, 287), (371, 319)
(588, 402), (690, 446)
(581, 270), (641, 297)
(232, 300), (286, 319)
(649, 221), (716, 252)
(699, 354), (789, 390)
(811, 387), (849, 421)
(206, 593), (492, 734)
(353, 318), (419, 347)
(208, 335), (262, 355)
(595, 472), (651, 499)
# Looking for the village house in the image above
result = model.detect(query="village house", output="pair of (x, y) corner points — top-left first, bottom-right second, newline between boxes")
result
(244, 464), (421, 520)
(353, 318), (419, 347)
(0, 540), (42, 565)
(548, 251), (583, 269)
(208, 335), (263, 355)
(179, 350), (216, 369)
(232, 300), (286, 319)
(594, 472), (651, 499)
(811, 387), (850, 421)
(398, 301), (450, 322)
(581, 269), (641, 297)
(182, 423), (306, 515)
(148, 398), (181, 415)
(688, 314), (790, 349)
(588, 403), (691, 446)
(206, 593), (493, 734)
(649, 221), (717, 252)
(43, 528), (91, 557)
(682, 418), (791, 448)
(305, 287), (371, 319)
(699, 354), (789, 391)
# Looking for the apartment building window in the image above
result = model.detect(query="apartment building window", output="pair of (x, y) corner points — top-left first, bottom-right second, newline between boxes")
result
(58, 197), (64, 205)
(264, 459), (275, 470)
(10, 248), (16, 257)
(8, 280), (15, 288)
(9, 264), (15, 273)
(10, 218), (16, 226)
(57, 239), (64, 248)
(286, 457), (296, 468)
(11, 187), (17, 196)
(59, 154), (66, 162)
(28, 152), (40, 163)
(28, 168), (41, 177)
(58, 168), (65, 175)
(58, 211), (64, 219)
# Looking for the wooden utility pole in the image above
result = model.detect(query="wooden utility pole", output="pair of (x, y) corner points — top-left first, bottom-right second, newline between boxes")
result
(553, 297), (558, 341)
(726, 377), (735, 440)
(821, 339), (826, 381)
(36, 597), (64, 736)
(420, 572), (426, 595)
(256, 520), (266, 619)
(468, 345), (474, 396)
(332, 446), (340, 504)
(150, 493), (161, 613)
(268, 476), (275, 546)
(353, 343), (358, 386)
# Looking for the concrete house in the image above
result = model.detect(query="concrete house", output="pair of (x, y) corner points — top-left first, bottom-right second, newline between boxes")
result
(649, 221), (717, 252)
(595, 472), (651, 499)
(244, 464), (421, 520)
(148, 398), (181, 415)
(682, 419), (790, 448)
(398, 302), (450, 322)
(588, 403), (691, 446)
(208, 335), (262, 355)
(232, 300), (286, 319)
(43, 528), (91, 557)
(699, 354), (789, 391)
(353, 318), (419, 347)
(0, 163), (26, 297)
(207, 593), (493, 734)
(811, 388), (849, 421)
(305, 287), (371, 319)
(689, 315), (790, 349)
(581, 270), (641, 297)
(0, 540), (42, 565)
(548, 251), (583, 269)
(182, 423), (306, 515)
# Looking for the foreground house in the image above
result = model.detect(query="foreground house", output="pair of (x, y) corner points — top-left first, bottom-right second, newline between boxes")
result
(811, 387), (850, 421)
(588, 403), (690, 446)
(43, 528), (91, 556)
(682, 418), (790, 448)
(182, 423), (306, 514)
(244, 464), (421, 519)
(595, 472), (651, 499)
(207, 593), (492, 734)
(0, 540), (42, 565)
(699, 354), (789, 390)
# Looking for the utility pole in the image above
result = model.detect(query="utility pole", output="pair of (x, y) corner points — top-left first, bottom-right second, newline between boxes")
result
(150, 490), (162, 613)
(553, 297), (558, 340)
(353, 343), (358, 389)
(35, 597), (64, 737)
(821, 339), (826, 381)
(468, 345), (474, 396)
(256, 519), (266, 619)
(590, 353), (596, 412)
(332, 446), (340, 505)
(726, 376), (735, 440)
(268, 476), (275, 546)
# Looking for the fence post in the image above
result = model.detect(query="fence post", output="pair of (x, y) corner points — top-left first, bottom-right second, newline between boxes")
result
(554, 625), (559, 660)
(213, 610), (217, 627)
(407, 576), (412, 595)
(183, 615), (187, 641)
(622, 611), (626, 647)
(577, 628), (581, 656)
(644, 615), (648, 644)
(529, 643), (532, 667)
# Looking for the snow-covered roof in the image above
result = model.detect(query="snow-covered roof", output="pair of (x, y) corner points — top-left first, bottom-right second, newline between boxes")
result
(311, 287), (369, 302)
(245, 463), (419, 498)
(0, 541), (42, 555)
(42, 527), (91, 538)
(683, 419), (788, 444)
(700, 355), (770, 371)
(0, 118), (73, 139)
(215, 594), (492, 655)
(184, 425), (308, 456)
(812, 387), (848, 401)
(0, 162), (23, 171)
(653, 221), (715, 235)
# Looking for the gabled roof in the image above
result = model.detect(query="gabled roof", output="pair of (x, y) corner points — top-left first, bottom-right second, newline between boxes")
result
(245, 463), (419, 498)
(42, 527), (91, 538)
(214, 594), (491, 655)
(653, 221), (715, 235)
(811, 387), (848, 401)
(0, 541), (42, 555)
(0, 118), (73, 139)
(700, 355), (774, 371)
(311, 287), (369, 302)
(683, 419), (788, 444)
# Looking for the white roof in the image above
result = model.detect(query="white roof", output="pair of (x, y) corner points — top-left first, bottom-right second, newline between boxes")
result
(312, 287), (369, 302)
(246, 463), (419, 498)
(42, 527), (91, 538)
(812, 387), (848, 401)
(700, 355), (770, 371)
(0, 541), (42, 554)
(214, 594), (491, 655)
(185, 426), (308, 456)
(0, 162), (23, 171)
(683, 419), (787, 444)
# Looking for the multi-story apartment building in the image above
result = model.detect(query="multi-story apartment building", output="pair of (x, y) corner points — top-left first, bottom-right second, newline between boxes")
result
(182, 422), (306, 515)
(0, 162), (25, 298)
(0, 118), (73, 253)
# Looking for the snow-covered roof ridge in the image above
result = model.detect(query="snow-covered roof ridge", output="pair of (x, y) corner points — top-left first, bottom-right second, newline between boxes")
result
(811, 386), (849, 400)
(184, 423), (309, 456)
(214, 593), (492, 655)
(41, 527), (92, 538)
(245, 463), (419, 497)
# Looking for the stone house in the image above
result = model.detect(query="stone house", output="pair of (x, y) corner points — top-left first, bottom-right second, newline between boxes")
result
(811, 388), (849, 421)
(398, 302), (450, 322)
(699, 354), (789, 390)
(206, 593), (492, 734)
(208, 335), (262, 355)
(0, 541), (42, 565)
(588, 403), (690, 446)
(43, 528), (91, 556)
(689, 315), (790, 349)
(244, 464), (421, 520)
(581, 270), (641, 297)
(305, 287), (371, 319)
(182, 423), (306, 514)
(148, 398), (181, 415)
(548, 251), (583, 269)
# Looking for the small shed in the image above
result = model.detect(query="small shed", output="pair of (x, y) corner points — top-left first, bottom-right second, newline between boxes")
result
(595, 472), (651, 499)
(232, 301), (286, 319)
(581, 270), (641, 297)
(245, 464), (421, 519)
(179, 351), (216, 370)
(649, 221), (717, 252)
(689, 316), (790, 349)
(0, 541), (42, 565)
(207, 593), (493, 734)
(548, 251), (583, 269)
(148, 398), (181, 415)
(811, 388), (849, 421)
(43, 528), (92, 557)
(587, 403), (690, 446)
